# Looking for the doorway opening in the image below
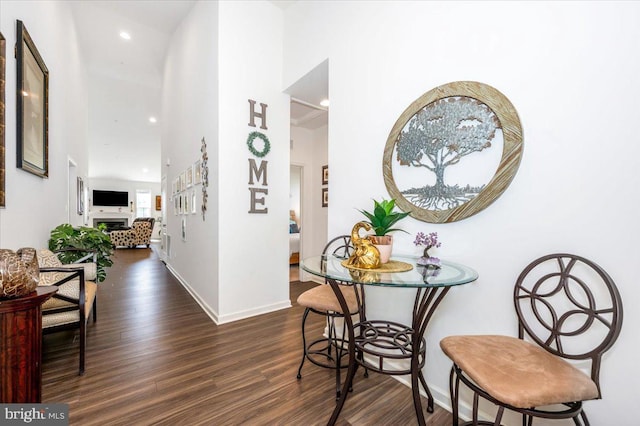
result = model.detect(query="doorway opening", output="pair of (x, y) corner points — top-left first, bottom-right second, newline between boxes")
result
(289, 164), (302, 282)
(285, 59), (329, 283)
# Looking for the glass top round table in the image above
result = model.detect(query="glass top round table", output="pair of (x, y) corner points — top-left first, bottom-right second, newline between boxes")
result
(301, 255), (478, 288)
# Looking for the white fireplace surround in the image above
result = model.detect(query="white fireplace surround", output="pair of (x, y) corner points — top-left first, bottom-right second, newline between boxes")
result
(89, 210), (134, 229)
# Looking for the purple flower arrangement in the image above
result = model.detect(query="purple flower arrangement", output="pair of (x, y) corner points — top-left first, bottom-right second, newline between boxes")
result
(414, 232), (441, 267)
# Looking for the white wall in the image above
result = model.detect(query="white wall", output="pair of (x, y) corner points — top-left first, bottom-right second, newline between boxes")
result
(163, 0), (289, 324)
(0, 0), (88, 247)
(284, 2), (639, 425)
(161, 0), (220, 317)
(87, 177), (161, 235)
(216, 0), (290, 322)
(291, 124), (328, 280)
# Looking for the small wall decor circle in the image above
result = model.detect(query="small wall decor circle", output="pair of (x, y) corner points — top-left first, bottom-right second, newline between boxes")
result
(246, 131), (271, 158)
(383, 81), (524, 223)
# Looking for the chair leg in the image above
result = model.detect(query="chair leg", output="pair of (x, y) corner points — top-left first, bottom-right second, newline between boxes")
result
(296, 308), (311, 379)
(575, 410), (590, 426)
(92, 298), (97, 322)
(449, 366), (460, 426)
(472, 391), (480, 425)
(494, 406), (505, 426)
(79, 319), (86, 376)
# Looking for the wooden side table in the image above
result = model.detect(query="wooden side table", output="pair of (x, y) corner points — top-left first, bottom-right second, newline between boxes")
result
(0, 286), (57, 403)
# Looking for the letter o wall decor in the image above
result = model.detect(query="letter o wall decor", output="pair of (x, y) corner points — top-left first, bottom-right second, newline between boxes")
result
(383, 81), (524, 223)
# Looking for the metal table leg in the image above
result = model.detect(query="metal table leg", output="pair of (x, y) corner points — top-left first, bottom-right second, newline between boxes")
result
(326, 278), (359, 426)
(325, 279), (451, 426)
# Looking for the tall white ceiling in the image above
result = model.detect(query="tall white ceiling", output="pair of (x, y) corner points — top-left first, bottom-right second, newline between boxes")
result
(72, 0), (326, 183)
(71, 0), (195, 183)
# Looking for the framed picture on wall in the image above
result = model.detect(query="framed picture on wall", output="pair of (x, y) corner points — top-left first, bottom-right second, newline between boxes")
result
(191, 190), (196, 214)
(76, 177), (84, 215)
(194, 160), (202, 184)
(155, 195), (161, 211)
(382, 81), (523, 223)
(179, 171), (186, 192)
(322, 187), (328, 208)
(322, 165), (328, 185)
(186, 165), (193, 187)
(16, 20), (49, 178)
(0, 31), (6, 206)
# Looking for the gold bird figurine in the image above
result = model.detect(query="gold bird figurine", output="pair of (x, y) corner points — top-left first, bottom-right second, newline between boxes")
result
(346, 221), (381, 269)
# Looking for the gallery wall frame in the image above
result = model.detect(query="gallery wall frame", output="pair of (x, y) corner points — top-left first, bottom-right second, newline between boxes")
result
(194, 160), (202, 184)
(0, 32), (6, 206)
(155, 195), (161, 211)
(179, 171), (185, 192)
(383, 81), (523, 223)
(322, 165), (328, 185)
(322, 187), (328, 208)
(76, 177), (84, 215)
(16, 20), (49, 178)
(186, 165), (193, 187)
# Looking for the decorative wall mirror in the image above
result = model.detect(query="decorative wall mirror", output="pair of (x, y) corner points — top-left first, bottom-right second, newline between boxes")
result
(383, 81), (523, 223)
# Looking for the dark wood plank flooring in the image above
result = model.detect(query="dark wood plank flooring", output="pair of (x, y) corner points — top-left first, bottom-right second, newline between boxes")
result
(42, 247), (454, 425)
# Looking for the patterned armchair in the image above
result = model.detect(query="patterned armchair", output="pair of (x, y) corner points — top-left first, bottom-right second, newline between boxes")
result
(110, 217), (155, 248)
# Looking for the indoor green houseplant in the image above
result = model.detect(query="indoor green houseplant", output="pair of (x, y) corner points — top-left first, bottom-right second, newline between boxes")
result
(49, 223), (114, 282)
(359, 198), (410, 263)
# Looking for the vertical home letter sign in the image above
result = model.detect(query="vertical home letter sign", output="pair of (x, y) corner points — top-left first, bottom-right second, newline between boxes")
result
(247, 99), (271, 213)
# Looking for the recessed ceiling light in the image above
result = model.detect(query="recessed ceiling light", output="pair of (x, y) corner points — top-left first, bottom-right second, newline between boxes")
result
(142, 168), (149, 173)
(149, 117), (157, 123)
(320, 99), (330, 107)
(119, 31), (131, 40)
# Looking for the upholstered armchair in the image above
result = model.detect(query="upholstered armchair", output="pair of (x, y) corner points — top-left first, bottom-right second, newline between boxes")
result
(110, 217), (155, 248)
(37, 249), (98, 375)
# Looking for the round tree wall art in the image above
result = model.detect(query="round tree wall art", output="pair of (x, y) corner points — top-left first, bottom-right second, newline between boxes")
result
(383, 81), (523, 223)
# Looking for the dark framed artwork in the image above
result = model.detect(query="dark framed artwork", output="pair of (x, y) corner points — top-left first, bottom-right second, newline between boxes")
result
(16, 20), (49, 178)
(0, 32), (6, 206)
(322, 187), (328, 208)
(155, 195), (162, 211)
(383, 81), (523, 223)
(322, 165), (328, 185)
(76, 177), (84, 215)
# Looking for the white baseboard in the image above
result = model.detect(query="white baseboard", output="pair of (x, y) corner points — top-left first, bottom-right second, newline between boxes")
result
(216, 301), (292, 324)
(166, 263), (292, 325)
(166, 263), (221, 323)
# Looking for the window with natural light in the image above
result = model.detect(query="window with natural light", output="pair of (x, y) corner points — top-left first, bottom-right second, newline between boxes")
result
(136, 190), (151, 218)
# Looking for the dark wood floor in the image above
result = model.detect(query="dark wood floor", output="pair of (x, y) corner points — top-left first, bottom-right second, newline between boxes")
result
(42, 247), (454, 425)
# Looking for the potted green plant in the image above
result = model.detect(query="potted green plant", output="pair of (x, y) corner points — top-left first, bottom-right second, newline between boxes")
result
(358, 198), (410, 263)
(48, 223), (114, 282)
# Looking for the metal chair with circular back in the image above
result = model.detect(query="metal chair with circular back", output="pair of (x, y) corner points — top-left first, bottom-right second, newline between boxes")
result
(296, 235), (364, 399)
(440, 253), (623, 425)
